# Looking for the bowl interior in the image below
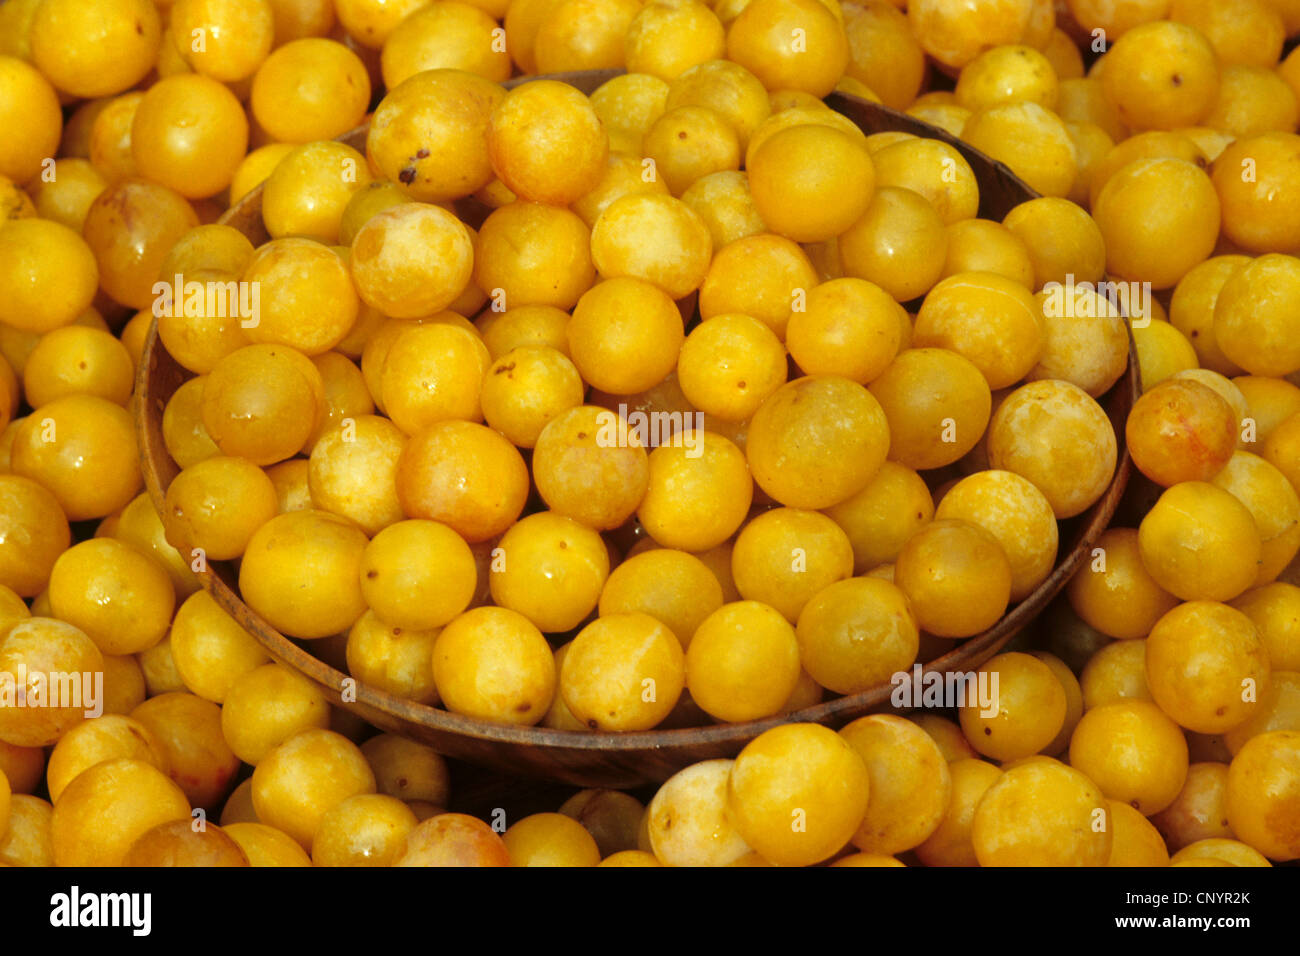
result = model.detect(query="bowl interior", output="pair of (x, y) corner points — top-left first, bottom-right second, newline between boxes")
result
(135, 70), (1138, 787)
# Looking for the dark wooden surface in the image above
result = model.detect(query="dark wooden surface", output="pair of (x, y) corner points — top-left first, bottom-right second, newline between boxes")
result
(136, 69), (1139, 788)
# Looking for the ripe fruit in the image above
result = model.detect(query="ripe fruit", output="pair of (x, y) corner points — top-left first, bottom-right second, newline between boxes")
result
(202, 345), (323, 467)
(733, 509), (853, 623)
(1126, 378), (1237, 487)
(645, 761), (751, 866)
(380, 2), (510, 88)
(50, 759), (189, 867)
(972, 758), (1112, 866)
(172, 0), (274, 84)
(686, 602), (800, 722)
(1069, 700), (1190, 814)
(987, 379), (1117, 519)
(914, 271), (1044, 390)
(238, 510), (368, 640)
(1225, 730), (1300, 861)
(502, 812), (601, 868)
(131, 75), (249, 200)
(796, 577), (919, 695)
(935, 469), (1058, 602)
(1211, 133), (1300, 255)
(531, 406), (649, 531)
(956, 44), (1059, 111)
(678, 313), (787, 419)
(873, 138), (979, 227)
(638, 430), (752, 552)
(868, 348), (991, 471)
(784, 278), (902, 386)
(1100, 20), (1220, 132)
(396, 421), (530, 542)
(908, 0), (1037, 71)
(350, 204), (474, 319)
(0, 219), (98, 334)
(490, 513), (609, 634)
(839, 187), (948, 302)
(1146, 601), (1271, 734)
(1151, 762), (1234, 851)
(897, 520), (1013, 639)
(366, 70), (503, 203)
(0, 57), (62, 185)
(48, 539), (174, 656)
(1138, 482), (1261, 602)
(961, 102), (1077, 198)
(642, 106), (741, 197)
(433, 607), (556, 726)
(590, 193), (712, 300)
(726, 723), (870, 867)
(30, 0), (161, 98)
(1105, 800), (1172, 866)
(959, 652), (1067, 760)
(393, 814), (510, 867)
(915, 758), (1003, 866)
(568, 278), (683, 395)
(1093, 158), (1221, 290)
(698, 232), (816, 338)
(10, 395), (142, 521)
(1068, 528), (1179, 640)
(727, 0), (848, 97)
(0, 618), (103, 747)
(487, 80), (608, 206)
(840, 715), (951, 855)
(1213, 255), (1300, 378)
(0, 475), (70, 597)
(746, 376), (889, 509)
(474, 201), (594, 312)
(748, 124), (874, 242)
(478, 343), (579, 447)
(560, 613), (684, 731)
(251, 729), (375, 851)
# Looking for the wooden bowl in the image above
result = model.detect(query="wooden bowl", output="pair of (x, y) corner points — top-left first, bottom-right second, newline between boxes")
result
(135, 70), (1139, 788)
